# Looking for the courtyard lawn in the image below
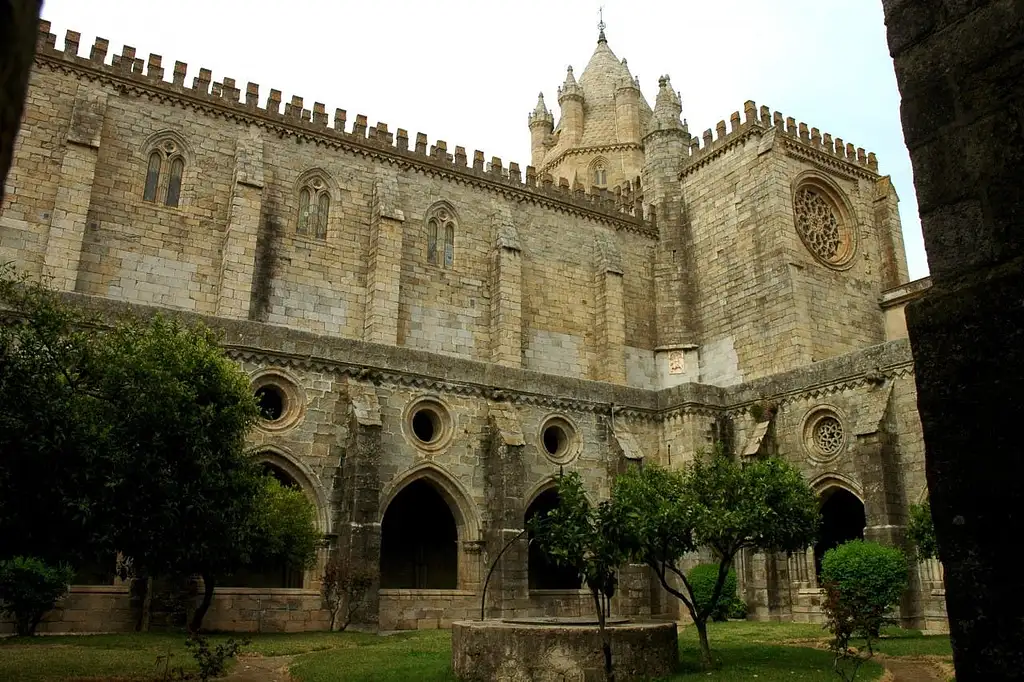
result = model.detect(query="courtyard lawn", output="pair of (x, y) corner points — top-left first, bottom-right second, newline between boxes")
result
(0, 621), (952, 681)
(0, 631), (376, 681)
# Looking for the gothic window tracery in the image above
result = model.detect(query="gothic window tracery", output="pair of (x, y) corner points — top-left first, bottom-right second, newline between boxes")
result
(426, 204), (456, 268)
(591, 158), (608, 187)
(141, 137), (188, 207)
(795, 188), (840, 261)
(296, 175), (330, 239)
(792, 180), (857, 269)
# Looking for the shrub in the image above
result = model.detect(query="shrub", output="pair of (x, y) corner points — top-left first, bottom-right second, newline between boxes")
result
(322, 554), (375, 632)
(687, 563), (738, 622)
(726, 596), (748, 620)
(820, 540), (908, 682)
(0, 556), (75, 636)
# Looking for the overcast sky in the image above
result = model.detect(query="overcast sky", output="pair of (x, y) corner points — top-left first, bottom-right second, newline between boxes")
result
(39, 0), (928, 280)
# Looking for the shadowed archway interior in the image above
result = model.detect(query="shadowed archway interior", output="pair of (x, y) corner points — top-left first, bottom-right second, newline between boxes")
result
(814, 487), (866, 577)
(525, 488), (583, 590)
(380, 479), (458, 589)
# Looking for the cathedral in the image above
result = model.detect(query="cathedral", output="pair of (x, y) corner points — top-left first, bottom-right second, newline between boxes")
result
(0, 21), (945, 634)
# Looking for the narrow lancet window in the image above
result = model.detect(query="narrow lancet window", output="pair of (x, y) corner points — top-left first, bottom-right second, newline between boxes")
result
(143, 152), (161, 201)
(297, 188), (311, 235)
(427, 218), (439, 265)
(165, 158), (184, 207)
(316, 193), (330, 239)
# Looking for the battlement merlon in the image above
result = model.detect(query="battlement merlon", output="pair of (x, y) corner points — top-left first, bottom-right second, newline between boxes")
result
(677, 98), (881, 175)
(33, 21), (653, 234)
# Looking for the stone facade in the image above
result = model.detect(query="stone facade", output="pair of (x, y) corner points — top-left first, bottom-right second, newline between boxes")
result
(0, 22), (945, 634)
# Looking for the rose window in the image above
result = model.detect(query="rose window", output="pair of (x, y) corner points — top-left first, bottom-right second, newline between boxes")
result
(813, 417), (844, 456)
(795, 187), (842, 262)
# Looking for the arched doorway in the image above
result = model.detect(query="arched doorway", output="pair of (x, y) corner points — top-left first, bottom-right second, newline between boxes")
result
(814, 487), (866, 577)
(225, 462), (306, 588)
(380, 479), (458, 589)
(525, 488), (583, 590)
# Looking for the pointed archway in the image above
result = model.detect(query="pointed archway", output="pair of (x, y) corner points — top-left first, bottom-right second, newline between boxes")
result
(814, 486), (866, 577)
(380, 479), (458, 589)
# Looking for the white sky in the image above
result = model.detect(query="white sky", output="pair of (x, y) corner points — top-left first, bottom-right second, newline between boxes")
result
(39, 0), (928, 280)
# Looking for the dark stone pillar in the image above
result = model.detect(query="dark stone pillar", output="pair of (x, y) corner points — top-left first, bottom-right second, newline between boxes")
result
(334, 381), (383, 629)
(482, 401), (528, 619)
(883, 1), (1024, 677)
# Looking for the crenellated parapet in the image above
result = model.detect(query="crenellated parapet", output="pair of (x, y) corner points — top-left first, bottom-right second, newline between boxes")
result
(34, 22), (654, 237)
(678, 99), (881, 179)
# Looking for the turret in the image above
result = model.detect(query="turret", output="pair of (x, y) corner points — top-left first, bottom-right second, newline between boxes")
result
(614, 59), (641, 145)
(528, 92), (554, 168)
(557, 66), (584, 147)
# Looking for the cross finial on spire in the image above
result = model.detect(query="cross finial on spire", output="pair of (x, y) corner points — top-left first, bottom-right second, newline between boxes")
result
(597, 6), (607, 43)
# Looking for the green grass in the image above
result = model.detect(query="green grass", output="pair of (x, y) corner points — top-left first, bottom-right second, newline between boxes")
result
(0, 621), (952, 681)
(0, 631), (378, 681)
(289, 631), (455, 682)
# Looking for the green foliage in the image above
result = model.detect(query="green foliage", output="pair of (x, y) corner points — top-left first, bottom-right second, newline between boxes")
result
(156, 634), (250, 681)
(610, 451), (819, 668)
(819, 540), (908, 682)
(0, 268), (320, 631)
(527, 472), (625, 607)
(907, 501), (939, 560)
(0, 269), (111, 565)
(0, 556), (75, 636)
(528, 471), (627, 680)
(251, 477), (321, 573)
(687, 564), (738, 622)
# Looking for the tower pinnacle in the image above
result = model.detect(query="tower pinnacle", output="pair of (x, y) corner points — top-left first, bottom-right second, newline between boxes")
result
(598, 6), (607, 43)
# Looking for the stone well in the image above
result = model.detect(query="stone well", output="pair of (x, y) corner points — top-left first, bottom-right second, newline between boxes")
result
(451, 617), (678, 681)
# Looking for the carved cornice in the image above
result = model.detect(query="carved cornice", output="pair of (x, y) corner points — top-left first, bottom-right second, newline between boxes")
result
(778, 137), (876, 182)
(225, 345), (662, 420)
(34, 54), (656, 238)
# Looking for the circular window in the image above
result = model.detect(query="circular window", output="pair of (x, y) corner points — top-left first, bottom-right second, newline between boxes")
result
(793, 183), (856, 269)
(255, 385), (286, 422)
(538, 415), (580, 465)
(403, 397), (454, 453)
(250, 369), (305, 432)
(802, 407), (847, 462)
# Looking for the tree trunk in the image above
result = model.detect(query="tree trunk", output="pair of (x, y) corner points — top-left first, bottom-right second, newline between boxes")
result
(592, 589), (615, 682)
(138, 576), (153, 632)
(189, 573), (215, 633)
(0, 0), (43, 208)
(695, 616), (713, 670)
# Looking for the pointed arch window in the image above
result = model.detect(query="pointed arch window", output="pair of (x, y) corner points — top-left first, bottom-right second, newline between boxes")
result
(592, 159), (608, 187)
(426, 204), (456, 269)
(297, 175), (330, 239)
(143, 152), (161, 201)
(141, 136), (189, 208)
(166, 158), (184, 207)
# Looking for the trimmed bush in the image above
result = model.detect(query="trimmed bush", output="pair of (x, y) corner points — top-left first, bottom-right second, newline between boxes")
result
(0, 556), (75, 636)
(820, 540), (908, 639)
(687, 563), (739, 622)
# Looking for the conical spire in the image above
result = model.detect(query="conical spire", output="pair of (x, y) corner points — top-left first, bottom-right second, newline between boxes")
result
(558, 65), (583, 102)
(528, 92), (554, 128)
(650, 74), (683, 132)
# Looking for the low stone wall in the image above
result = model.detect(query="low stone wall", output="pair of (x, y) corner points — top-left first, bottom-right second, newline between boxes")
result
(452, 619), (678, 682)
(379, 589), (478, 630)
(202, 588), (329, 633)
(0, 585), (135, 634)
(0, 585), (329, 635)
